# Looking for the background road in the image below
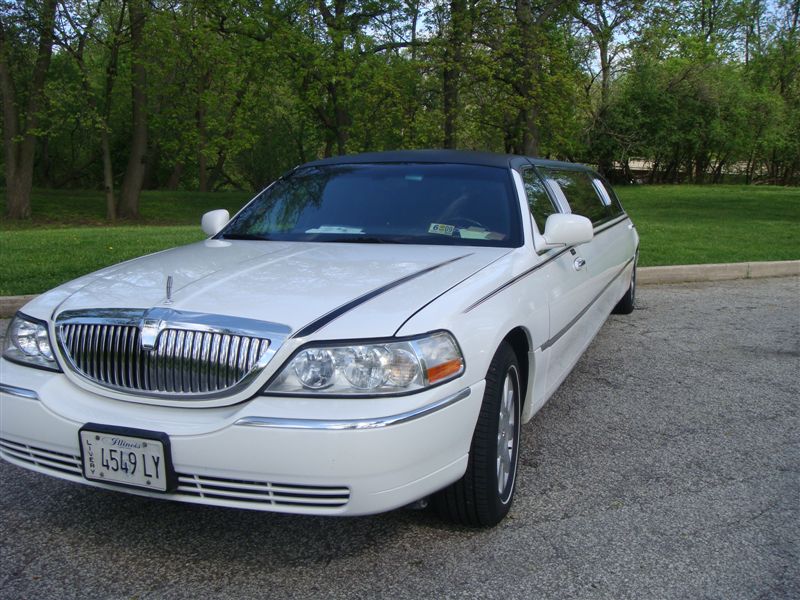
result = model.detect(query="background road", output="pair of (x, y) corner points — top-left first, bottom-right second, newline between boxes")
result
(1, 277), (798, 599)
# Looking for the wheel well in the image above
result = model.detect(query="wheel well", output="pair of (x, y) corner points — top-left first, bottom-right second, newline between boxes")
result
(503, 328), (530, 411)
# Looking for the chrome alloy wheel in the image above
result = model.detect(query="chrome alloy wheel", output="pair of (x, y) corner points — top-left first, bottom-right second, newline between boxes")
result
(496, 365), (519, 500)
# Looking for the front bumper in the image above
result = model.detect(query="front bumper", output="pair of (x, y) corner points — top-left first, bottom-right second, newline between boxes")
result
(0, 359), (484, 516)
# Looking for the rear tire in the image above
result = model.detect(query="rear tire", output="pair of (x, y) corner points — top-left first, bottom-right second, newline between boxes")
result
(613, 259), (636, 315)
(432, 342), (521, 527)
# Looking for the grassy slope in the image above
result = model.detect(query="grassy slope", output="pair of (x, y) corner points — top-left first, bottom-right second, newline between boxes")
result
(0, 185), (798, 296)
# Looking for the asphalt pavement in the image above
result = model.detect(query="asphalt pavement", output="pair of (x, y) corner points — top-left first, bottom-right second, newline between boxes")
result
(0, 277), (798, 599)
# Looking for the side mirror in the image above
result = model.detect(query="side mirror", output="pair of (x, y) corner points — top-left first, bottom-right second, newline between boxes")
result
(540, 213), (593, 249)
(201, 209), (230, 236)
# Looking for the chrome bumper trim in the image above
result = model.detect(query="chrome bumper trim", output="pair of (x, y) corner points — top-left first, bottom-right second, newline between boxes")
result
(235, 387), (472, 430)
(0, 384), (40, 401)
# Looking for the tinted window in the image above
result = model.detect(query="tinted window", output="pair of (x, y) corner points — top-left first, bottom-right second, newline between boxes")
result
(540, 168), (610, 225)
(221, 163), (522, 247)
(592, 177), (624, 218)
(521, 168), (558, 232)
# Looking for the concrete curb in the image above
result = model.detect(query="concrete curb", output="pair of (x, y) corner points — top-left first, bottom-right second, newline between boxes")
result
(0, 295), (36, 319)
(1, 260), (798, 319)
(637, 260), (800, 285)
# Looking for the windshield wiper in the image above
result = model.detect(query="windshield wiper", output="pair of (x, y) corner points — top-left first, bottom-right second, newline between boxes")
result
(220, 233), (274, 241)
(321, 235), (406, 244)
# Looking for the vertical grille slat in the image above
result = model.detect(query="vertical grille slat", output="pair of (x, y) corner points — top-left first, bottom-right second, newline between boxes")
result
(218, 335), (231, 388)
(58, 320), (270, 397)
(79, 324), (89, 373)
(119, 326), (130, 388)
(228, 336), (240, 387)
(175, 330), (186, 393)
(129, 328), (140, 389)
(199, 333), (212, 393)
(209, 333), (222, 392)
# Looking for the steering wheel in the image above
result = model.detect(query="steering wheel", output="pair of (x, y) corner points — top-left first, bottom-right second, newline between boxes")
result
(448, 217), (486, 230)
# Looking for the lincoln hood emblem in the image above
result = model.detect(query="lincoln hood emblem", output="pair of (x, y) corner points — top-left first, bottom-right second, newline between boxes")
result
(140, 319), (162, 351)
(165, 275), (174, 304)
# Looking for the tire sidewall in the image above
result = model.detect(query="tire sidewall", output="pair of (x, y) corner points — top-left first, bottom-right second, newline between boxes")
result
(482, 345), (522, 520)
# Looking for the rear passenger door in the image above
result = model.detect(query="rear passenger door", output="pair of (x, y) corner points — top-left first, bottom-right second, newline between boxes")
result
(536, 167), (629, 301)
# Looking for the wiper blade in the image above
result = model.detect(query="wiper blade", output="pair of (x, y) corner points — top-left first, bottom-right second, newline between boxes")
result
(220, 233), (274, 241)
(322, 236), (406, 244)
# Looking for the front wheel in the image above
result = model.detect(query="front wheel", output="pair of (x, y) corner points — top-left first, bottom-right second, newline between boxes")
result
(432, 342), (521, 527)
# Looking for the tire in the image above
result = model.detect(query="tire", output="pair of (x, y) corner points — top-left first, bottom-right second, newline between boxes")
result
(432, 342), (521, 527)
(612, 258), (637, 315)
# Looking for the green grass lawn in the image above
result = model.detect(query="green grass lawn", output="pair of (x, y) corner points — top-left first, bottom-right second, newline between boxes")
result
(0, 189), (254, 295)
(0, 188), (252, 229)
(0, 185), (798, 296)
(617, 185), (800, 266)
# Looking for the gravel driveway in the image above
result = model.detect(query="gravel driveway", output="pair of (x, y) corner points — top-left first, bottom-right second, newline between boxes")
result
(0, 277), (798, 600)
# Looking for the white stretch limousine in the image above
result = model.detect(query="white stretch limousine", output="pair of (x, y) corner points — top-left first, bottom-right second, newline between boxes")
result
(1, 150), (638, 527)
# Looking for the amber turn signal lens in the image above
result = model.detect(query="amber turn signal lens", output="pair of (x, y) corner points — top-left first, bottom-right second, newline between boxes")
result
(426, 357), (464, 384)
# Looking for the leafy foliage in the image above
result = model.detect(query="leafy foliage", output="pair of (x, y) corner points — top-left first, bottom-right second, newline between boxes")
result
(1, 0), (798, 220)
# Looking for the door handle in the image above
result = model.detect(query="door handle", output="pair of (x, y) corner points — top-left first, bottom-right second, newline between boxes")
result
(573, 257), (586, 271)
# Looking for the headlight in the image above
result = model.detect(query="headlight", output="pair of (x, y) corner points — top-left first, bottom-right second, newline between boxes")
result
(265, 331), (464, 395)
(2, 313), (61, 371)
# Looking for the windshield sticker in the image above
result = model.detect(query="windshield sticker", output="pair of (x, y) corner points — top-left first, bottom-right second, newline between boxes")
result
(429, 223), (455, 236)
(305, 225), (364, 234)
(458, 228), (491, 239)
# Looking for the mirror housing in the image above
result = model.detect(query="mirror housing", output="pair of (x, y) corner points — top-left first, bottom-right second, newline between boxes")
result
(540, 213), (593, 249)
(201, 209), (230, 237)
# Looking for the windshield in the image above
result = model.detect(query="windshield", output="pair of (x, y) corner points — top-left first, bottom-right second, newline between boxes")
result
(219, 163), (522, 247)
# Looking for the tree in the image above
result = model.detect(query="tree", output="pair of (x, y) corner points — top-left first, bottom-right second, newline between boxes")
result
(118, 0), (146, 218)
(56, 0), (128, 220)
(574, 0), (641, 174)
(0, 0), (58, 219)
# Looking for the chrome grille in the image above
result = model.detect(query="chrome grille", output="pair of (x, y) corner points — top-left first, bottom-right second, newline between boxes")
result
(59, 323), (270, 395)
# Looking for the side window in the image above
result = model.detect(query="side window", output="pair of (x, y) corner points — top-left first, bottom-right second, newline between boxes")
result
(520, 168), (558, 232)
(592, 177), (624, 218)
(540, 168), (610, 225)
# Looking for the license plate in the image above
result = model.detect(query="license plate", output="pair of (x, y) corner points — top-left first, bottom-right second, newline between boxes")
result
(79, 424), (175, 492)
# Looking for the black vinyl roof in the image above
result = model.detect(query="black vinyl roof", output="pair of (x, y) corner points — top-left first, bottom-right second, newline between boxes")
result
(302, 149), (589, 171)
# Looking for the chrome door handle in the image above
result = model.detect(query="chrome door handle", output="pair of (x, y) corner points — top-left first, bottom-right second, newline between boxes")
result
(573, 257), (586, 271)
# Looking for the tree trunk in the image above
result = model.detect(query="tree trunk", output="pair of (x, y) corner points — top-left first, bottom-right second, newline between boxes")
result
(521, 107), (540, 156)
(6, 174), (33, 219)
(166, 162), (183, 190)
(513, 0), (553, 156)
(0, 0), (57, 219)
(100, 6), (124, 221)
(119, 0), (148, 219)
(442, 66), (458, 148)
(443, 0), (467, 148)
(196, 70), (210, 191)
(101, 128), (116, 220)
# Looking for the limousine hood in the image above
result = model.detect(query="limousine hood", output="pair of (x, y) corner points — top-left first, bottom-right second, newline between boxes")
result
(33, 240), (509, 339)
